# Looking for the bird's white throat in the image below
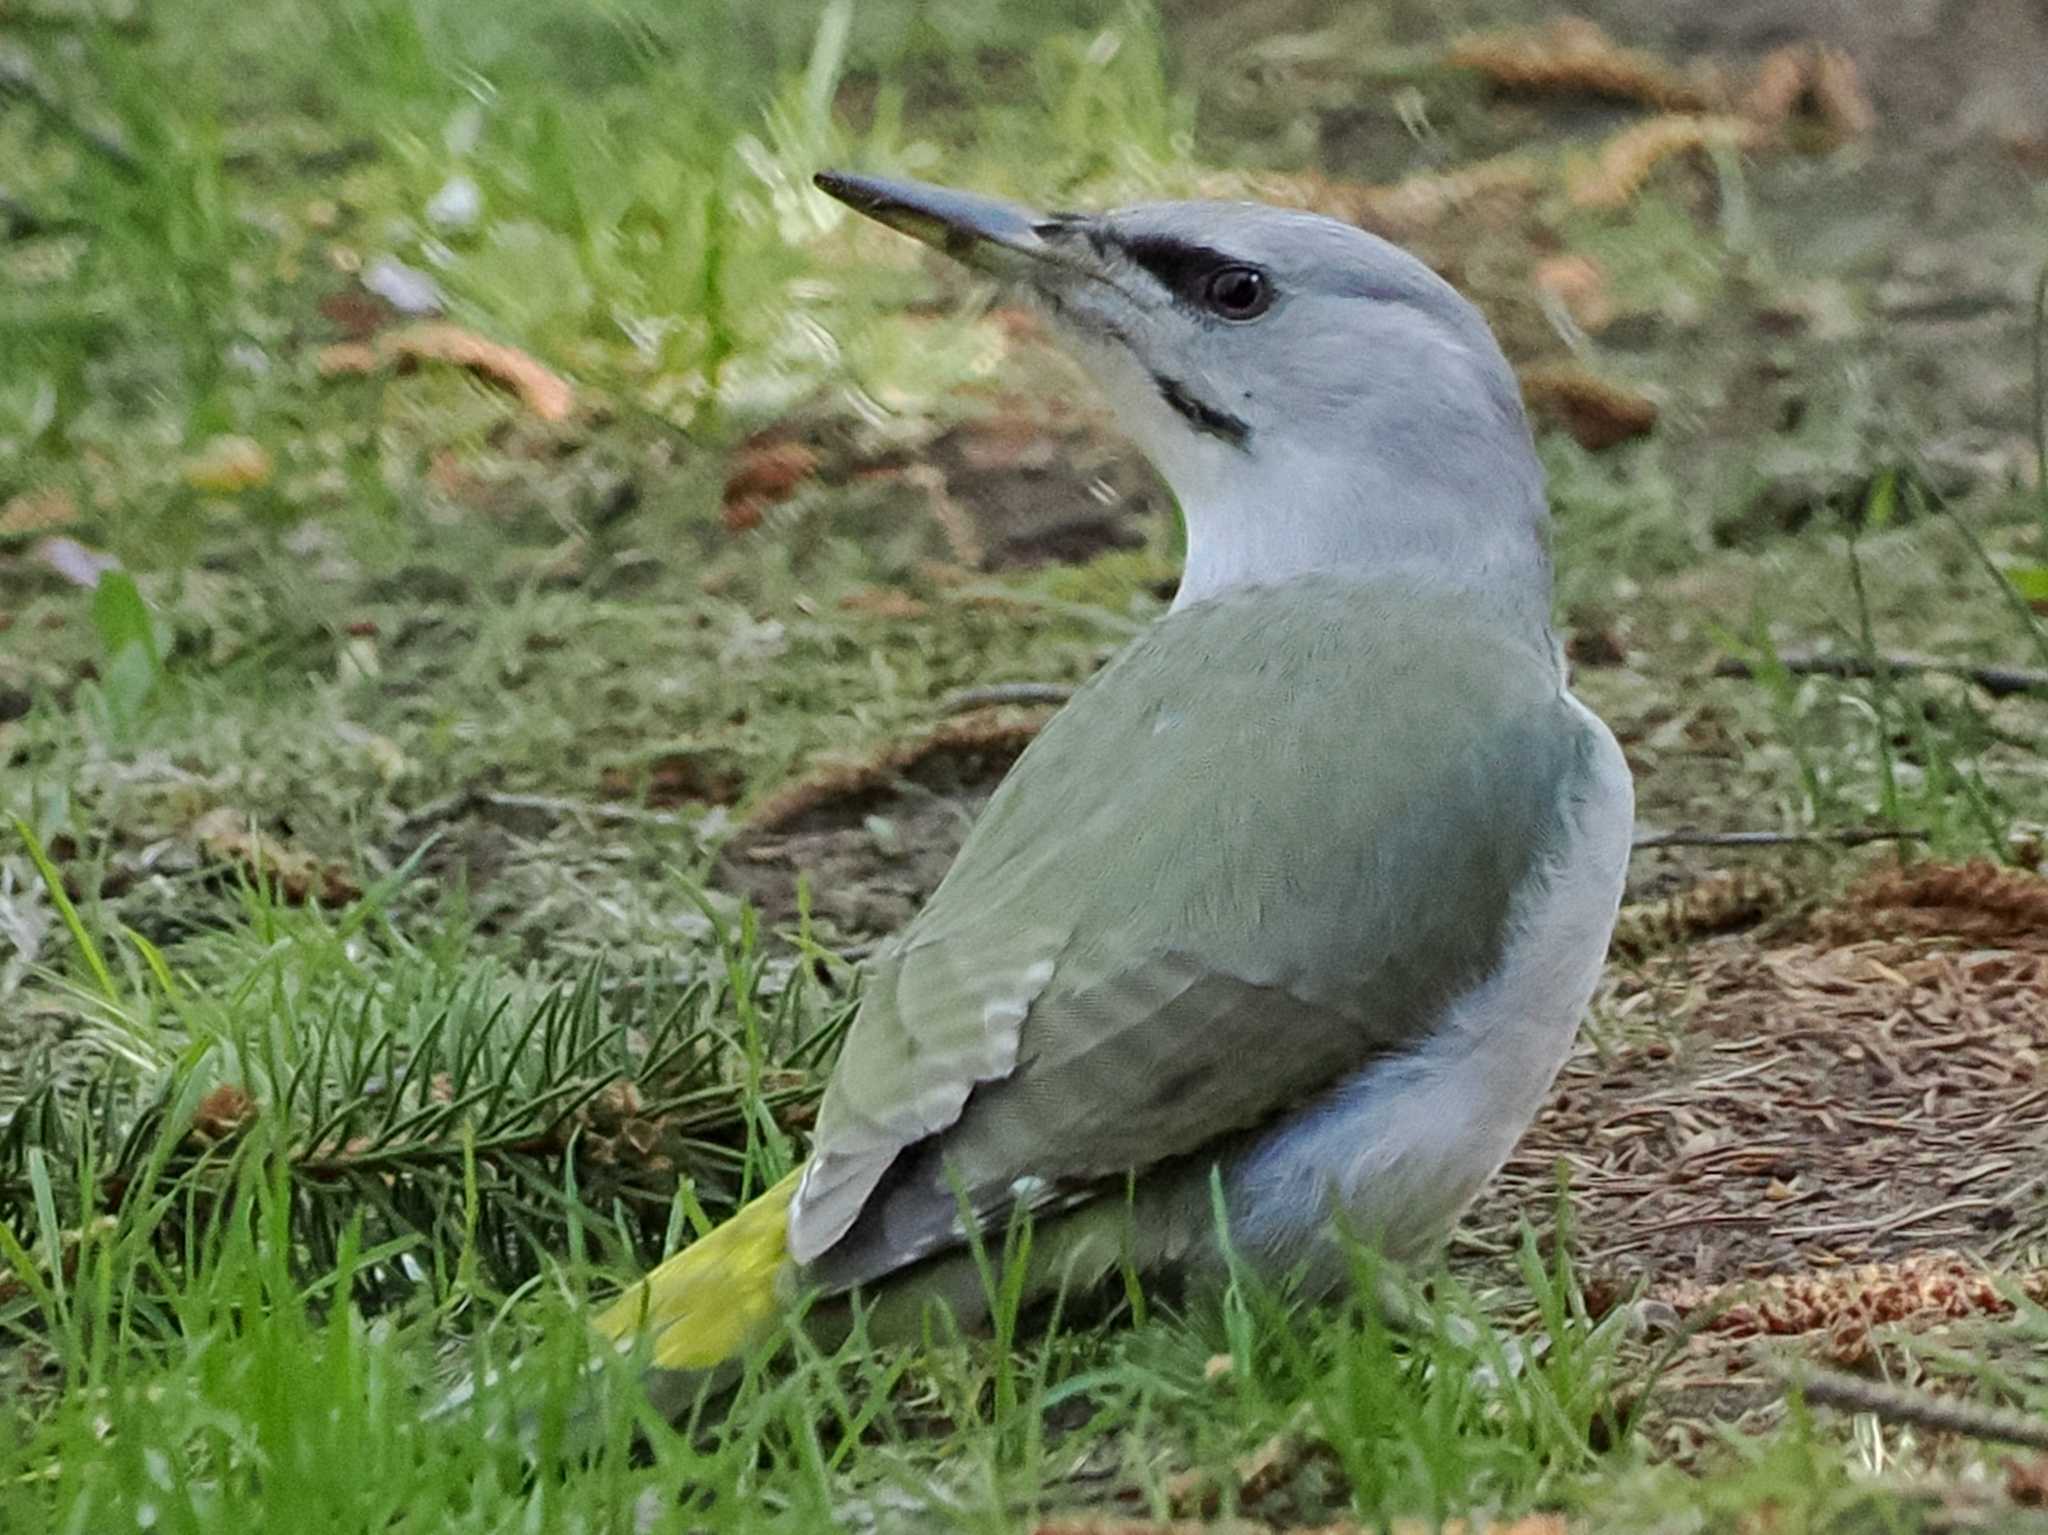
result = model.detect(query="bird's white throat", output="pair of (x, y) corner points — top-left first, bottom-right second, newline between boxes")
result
(1074, 325), (1555, 628)
(1168, 439), (1553, 624)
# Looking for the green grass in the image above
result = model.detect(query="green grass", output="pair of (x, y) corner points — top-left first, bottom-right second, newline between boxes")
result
(0, 841), (1665, 1530)
(0, 1151), (1650, 1532)
(6, 0), (2048, 1528)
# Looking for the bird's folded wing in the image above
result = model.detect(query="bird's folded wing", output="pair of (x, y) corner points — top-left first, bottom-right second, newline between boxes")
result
(788, 577), (1594, 1288)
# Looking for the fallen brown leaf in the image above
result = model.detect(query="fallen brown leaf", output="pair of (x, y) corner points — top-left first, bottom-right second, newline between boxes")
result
(1159, 1468), (1220, 1520)
(745, 709), (1049, 836)
(380, 322), (574, 421)
(2008, 1453), (2048, 1507)
(1742, 44), (1877, 141)
(189, 1083), (256, 1145)
(1448, 18), (1717, 112)
(318, 288), (396, 340)
(182, 436), (274, 494)
(1565, 113), (1762, 210)
(838, 586), (928, 620)
(1531, 255), (1614, 334)
(0, 488), (78, 540)
(1234, 1431), (1309, 1505)
(722, 438), (818, 532)
(581, 1079), (643, 1132)
(598, 749), (745, 808)
(1744, 46), (1812, 128)
(1519, 364), (1658, 449)
(316, 341), (379, 377)
(193, 807), (361, 907)
(1808, 48), (1877, 138)
(725, 438), (818, 502)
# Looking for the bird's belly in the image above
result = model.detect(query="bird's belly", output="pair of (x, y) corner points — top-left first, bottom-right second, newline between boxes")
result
(1221, 699), (1632, 1283)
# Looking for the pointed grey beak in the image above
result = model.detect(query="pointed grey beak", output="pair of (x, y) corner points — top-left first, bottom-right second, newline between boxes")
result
(814, 170), (1057, 273)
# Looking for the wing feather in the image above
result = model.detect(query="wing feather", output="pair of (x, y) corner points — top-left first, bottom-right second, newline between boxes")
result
(788, 576), (1586, 1287)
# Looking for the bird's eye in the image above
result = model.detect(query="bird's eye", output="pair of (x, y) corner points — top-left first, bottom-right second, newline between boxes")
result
(1202, 266), (1271, 320)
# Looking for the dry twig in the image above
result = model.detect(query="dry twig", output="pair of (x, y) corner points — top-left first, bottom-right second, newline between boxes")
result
(745, 708), (1051, 834)
(395, 788), (695, 838)
(1715, 650), (2048, 699)
(939, 682), (1077, 713)
(1785, 1367), (2048, 1451)
(1631, 827), (1927, 850)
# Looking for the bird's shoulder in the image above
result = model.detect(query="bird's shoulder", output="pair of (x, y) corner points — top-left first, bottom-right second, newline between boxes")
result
(930, 575), (1575, 912)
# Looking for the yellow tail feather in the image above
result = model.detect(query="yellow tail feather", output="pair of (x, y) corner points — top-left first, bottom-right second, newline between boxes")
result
(593, 1170), (800, 1371)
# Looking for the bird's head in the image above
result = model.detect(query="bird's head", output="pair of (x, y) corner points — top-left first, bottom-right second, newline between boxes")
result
(817, 171), (1550, 620)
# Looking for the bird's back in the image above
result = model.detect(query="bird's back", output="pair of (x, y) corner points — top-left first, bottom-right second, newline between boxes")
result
(800, 573), (1605, 1290)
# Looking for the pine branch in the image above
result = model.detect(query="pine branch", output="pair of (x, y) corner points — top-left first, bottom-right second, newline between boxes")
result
(0, 52), (142, 177)
(0, 948), (848, 1323)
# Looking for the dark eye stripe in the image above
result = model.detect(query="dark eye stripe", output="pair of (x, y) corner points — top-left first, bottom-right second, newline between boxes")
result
(1117, 234), (1243, 306)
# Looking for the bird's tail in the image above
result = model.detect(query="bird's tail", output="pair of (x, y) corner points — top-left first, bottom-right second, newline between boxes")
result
(592, 1168), (801, 1371)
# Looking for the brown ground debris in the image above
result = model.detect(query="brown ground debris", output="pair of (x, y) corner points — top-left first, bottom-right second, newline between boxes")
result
(1519, 363), (1660, 449)
(1448, 18), (1719, 113)
(1477, 862), (2048, 1344)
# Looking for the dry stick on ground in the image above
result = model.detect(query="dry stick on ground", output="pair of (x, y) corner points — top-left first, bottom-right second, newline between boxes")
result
(1715, 650), (2048, 699)
(938, 682), (1078, 713)
(394, 788), (695, 837)
(473, 789), (692, 828)
(1786, 1366), (2048, 1451)
(1632, 826), (1928, 850)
